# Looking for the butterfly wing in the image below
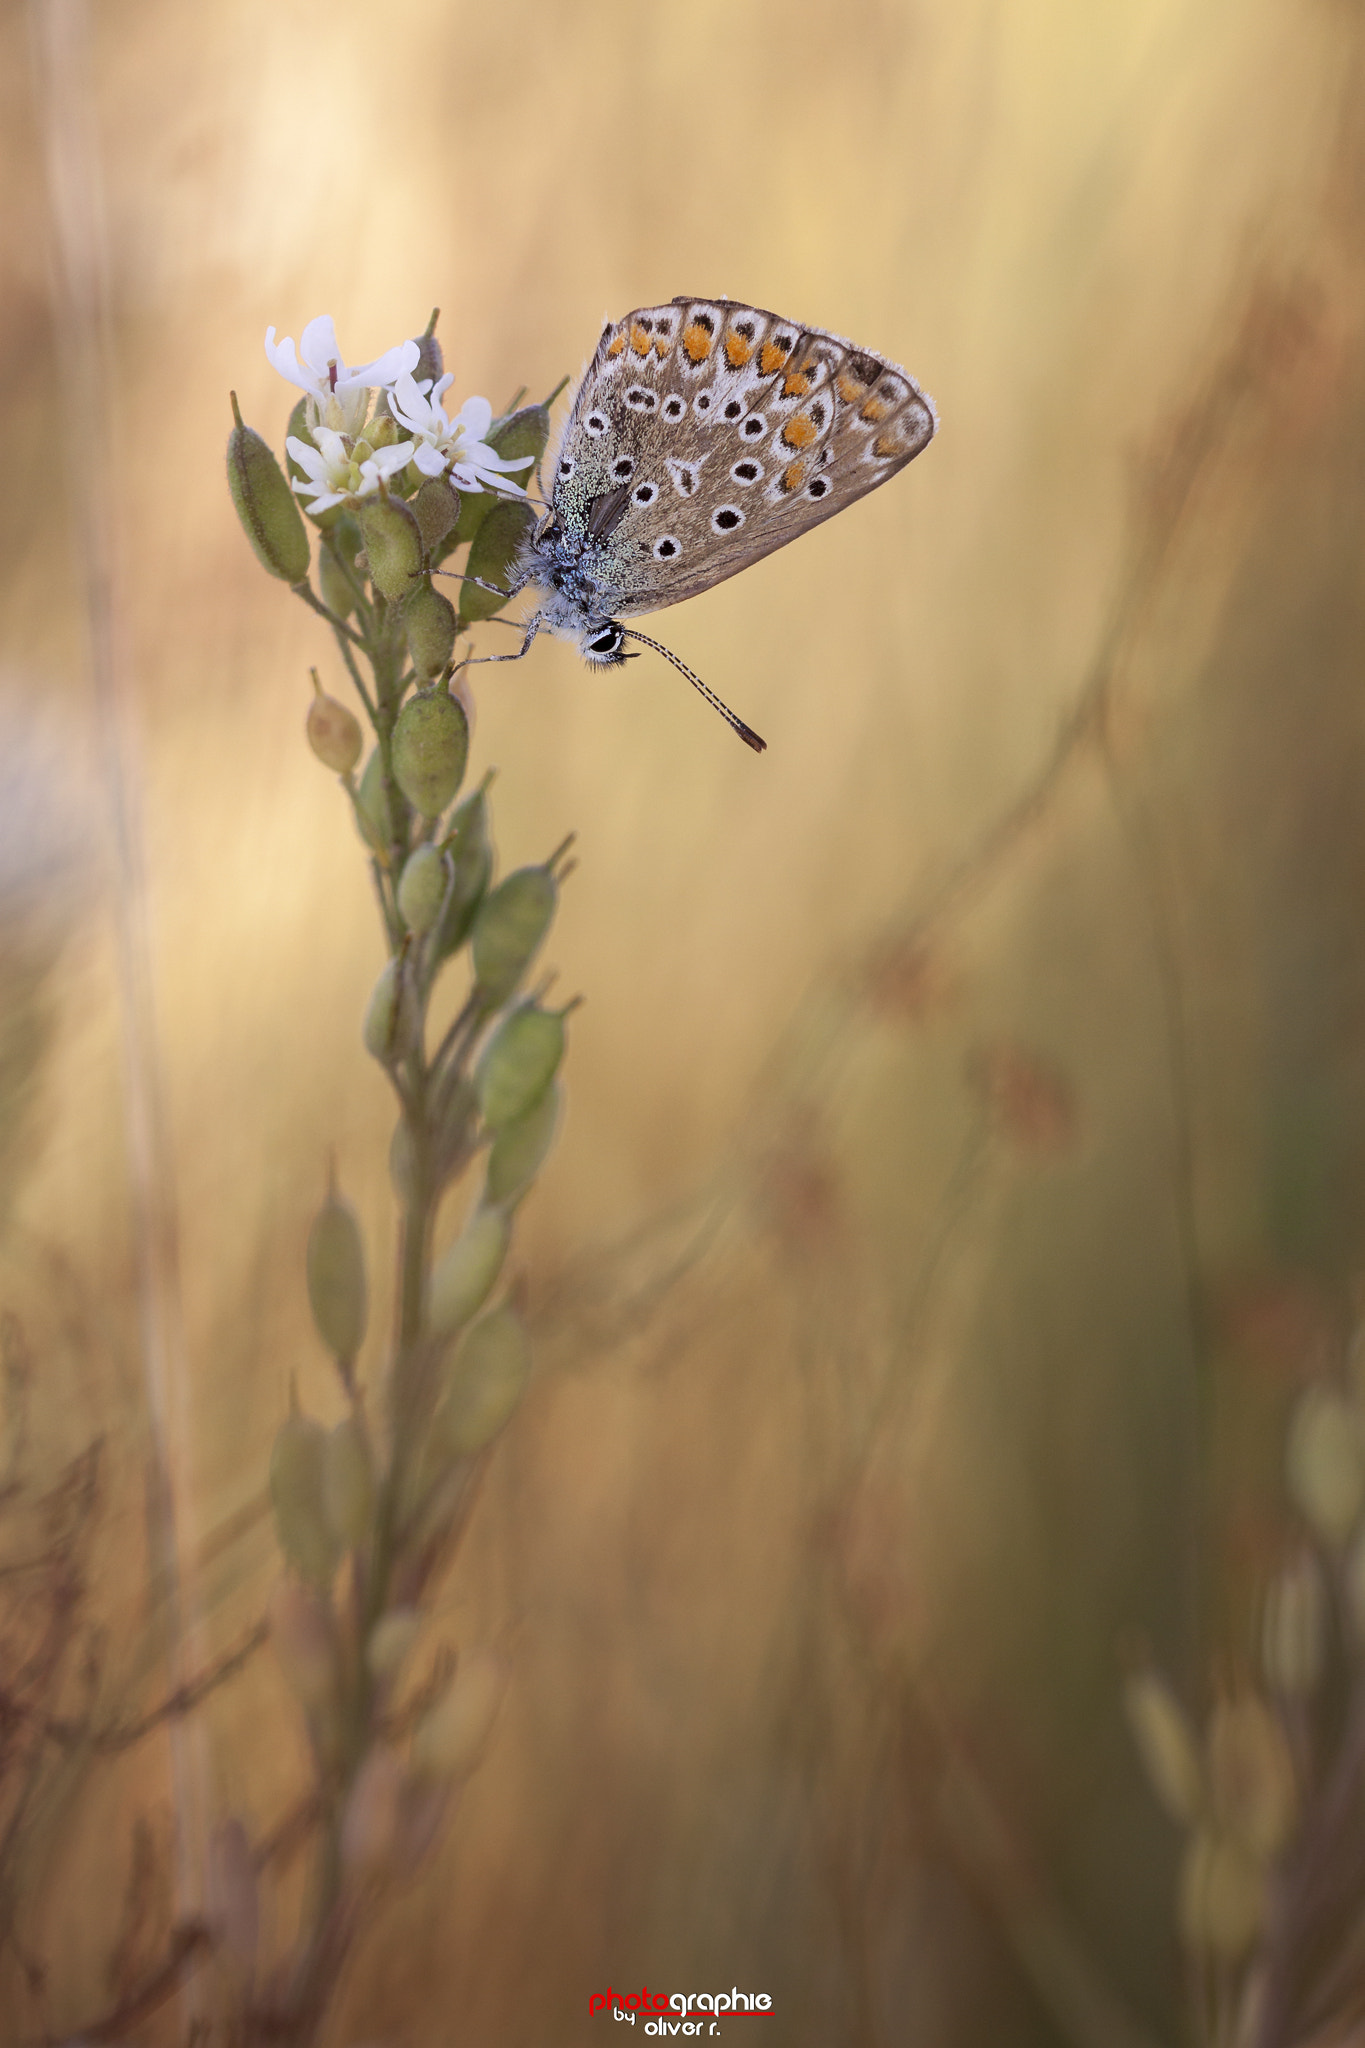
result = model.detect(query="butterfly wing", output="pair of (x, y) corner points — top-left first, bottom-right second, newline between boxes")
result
(547, 298), (936, 618)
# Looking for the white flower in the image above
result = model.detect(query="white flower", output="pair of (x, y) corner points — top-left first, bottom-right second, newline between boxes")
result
(265, 315), (420, 435)
(387, 373), (534, 495)
(286, 426), (415, 515)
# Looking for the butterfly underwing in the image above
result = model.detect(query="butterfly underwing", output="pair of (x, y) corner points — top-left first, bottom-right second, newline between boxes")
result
(477, 297), (937, 750)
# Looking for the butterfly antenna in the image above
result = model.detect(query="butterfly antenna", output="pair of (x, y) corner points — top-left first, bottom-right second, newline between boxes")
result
(622, 629), (767, 753)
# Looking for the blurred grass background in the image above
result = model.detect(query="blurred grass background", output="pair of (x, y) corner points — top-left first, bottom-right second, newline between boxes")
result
(1, 0), (1364, 2040)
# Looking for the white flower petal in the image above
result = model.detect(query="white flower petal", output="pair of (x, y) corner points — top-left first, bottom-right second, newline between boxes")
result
(412, 443), (448, 477)
(341, 338), (421, 390)
(265, 328), (313, 392)
(297, 314), (342, 380)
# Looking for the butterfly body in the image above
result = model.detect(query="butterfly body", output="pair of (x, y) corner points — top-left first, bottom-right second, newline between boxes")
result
(484, 296), (937, 745)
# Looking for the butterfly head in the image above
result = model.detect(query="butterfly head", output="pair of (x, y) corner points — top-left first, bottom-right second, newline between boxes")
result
(579, 620), (630, 668)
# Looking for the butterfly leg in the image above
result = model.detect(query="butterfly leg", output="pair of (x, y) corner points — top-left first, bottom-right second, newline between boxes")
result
(453, 613), (544, 672)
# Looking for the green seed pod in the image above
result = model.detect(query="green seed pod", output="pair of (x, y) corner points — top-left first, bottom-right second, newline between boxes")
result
(459, 500), (536, 622)
(270, 1411), (339, 1586)
(355, 748), (396, 861)
(1285, 1385), (1365, 1545)
(267, 1577), (337, 1712)
(404, 579), (457, 681)
(430, 783), (492, 964)
(318, 544), (356, 619)
(1207, 1693), (1296, 1859)
(430, 1205), (511, 1336)
(432, 1076), (479, 1188)
(486, 1080), (561, 1207)
(451, 405), (549, 550)
(363, 956), (420, 1065)
(368, 1607), (422, 1685)
(476, 1003), (565, 1129)
(471, 865), (556, 1007)
(323, 1414), (375, 1548)
(306, 1187), (368, 1360)
(306, 674), (362, 776)
(358, 491), (424, 602)
(1178, 1830), (1267, 1960)
(412, 476), (460, 554)
(431, 1302), (531, 1458)
(391, 688), (468, 819)
(227, 394), (310, 583)
(410, 1647), (507, 1783)
(1123, 1668), (1203, 1826)
(398, 843), (450, 935)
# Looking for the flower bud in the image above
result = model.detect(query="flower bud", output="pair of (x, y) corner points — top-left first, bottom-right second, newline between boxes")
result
(476, 1003), (566, 1129)
(306, 1187), (368, 1361)
(305, 672), (362, 775)
(1207, 1693), (1295, 1859)
(398, 844), (450, 935)
(363, 956), (421, 1066)
(459, 501), (536, 623)
(227, 395), (310, 583)
(267, 1576), (337, 1712)
(206, 1819), (259, 1975)
(404, 579), (457, 681)
(1286, 1384), (1365, 1544)
(391, 688), (468, 818)
(324, 1415), (375, 1548)
(471, 865), (556, 1008)
(357, 491), (424, 602)
(430, 782), (492, 963)
(430, 1205), (511, 1336)
(365, 415), (400, 452)
(486, 1080), (562, 1208)
(411, 323), (444, 390)
(1178, 1829), (1268, 1959)
(452, 406), (549, 550)
(431, 1302), (531, 1458)
(367, 1607), (423, 1685)
(1123, 1668), (1203, 1826)
(1262, 1549), (1326, 1698)
(340, 1745), (406, 1879)
(409, 1647), (507, 1783)
(270, 1410), (339, 1586)
(355, 747), (396, 861)
(412, 476), (460, 554)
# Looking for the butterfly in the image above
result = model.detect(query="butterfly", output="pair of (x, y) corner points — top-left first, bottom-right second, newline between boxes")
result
(467, 297), (937, 752)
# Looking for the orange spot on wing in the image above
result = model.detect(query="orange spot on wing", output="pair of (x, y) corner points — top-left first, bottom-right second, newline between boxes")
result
(759, 339), (788, 375)
(783, 368), (812, 398)
(780, 460), (806, 493)
(630, 323), (652, 356)
(860, 395), (890, 422)
(781, 414), (818, 451)
(873, 430), (904, 458)
(683, 322), (713, 362)
(655, 334), (671, 356)
(725, 332), (754, 367)
(835, 370), (865, 402)
(607, 334), (626, 357)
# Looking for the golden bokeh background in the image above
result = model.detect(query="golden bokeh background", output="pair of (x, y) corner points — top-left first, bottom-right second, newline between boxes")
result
(2, 0), (1364, 2039)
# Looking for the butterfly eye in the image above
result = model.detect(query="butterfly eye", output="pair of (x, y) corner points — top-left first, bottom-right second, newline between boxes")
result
(586, 626), (623, 657)
(652, 536), (680, 560)
(632, 481), (658, 506)
(585, 412), (608, 437)
(612, 456), (636, 481)
(711, 506), (745, 534)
